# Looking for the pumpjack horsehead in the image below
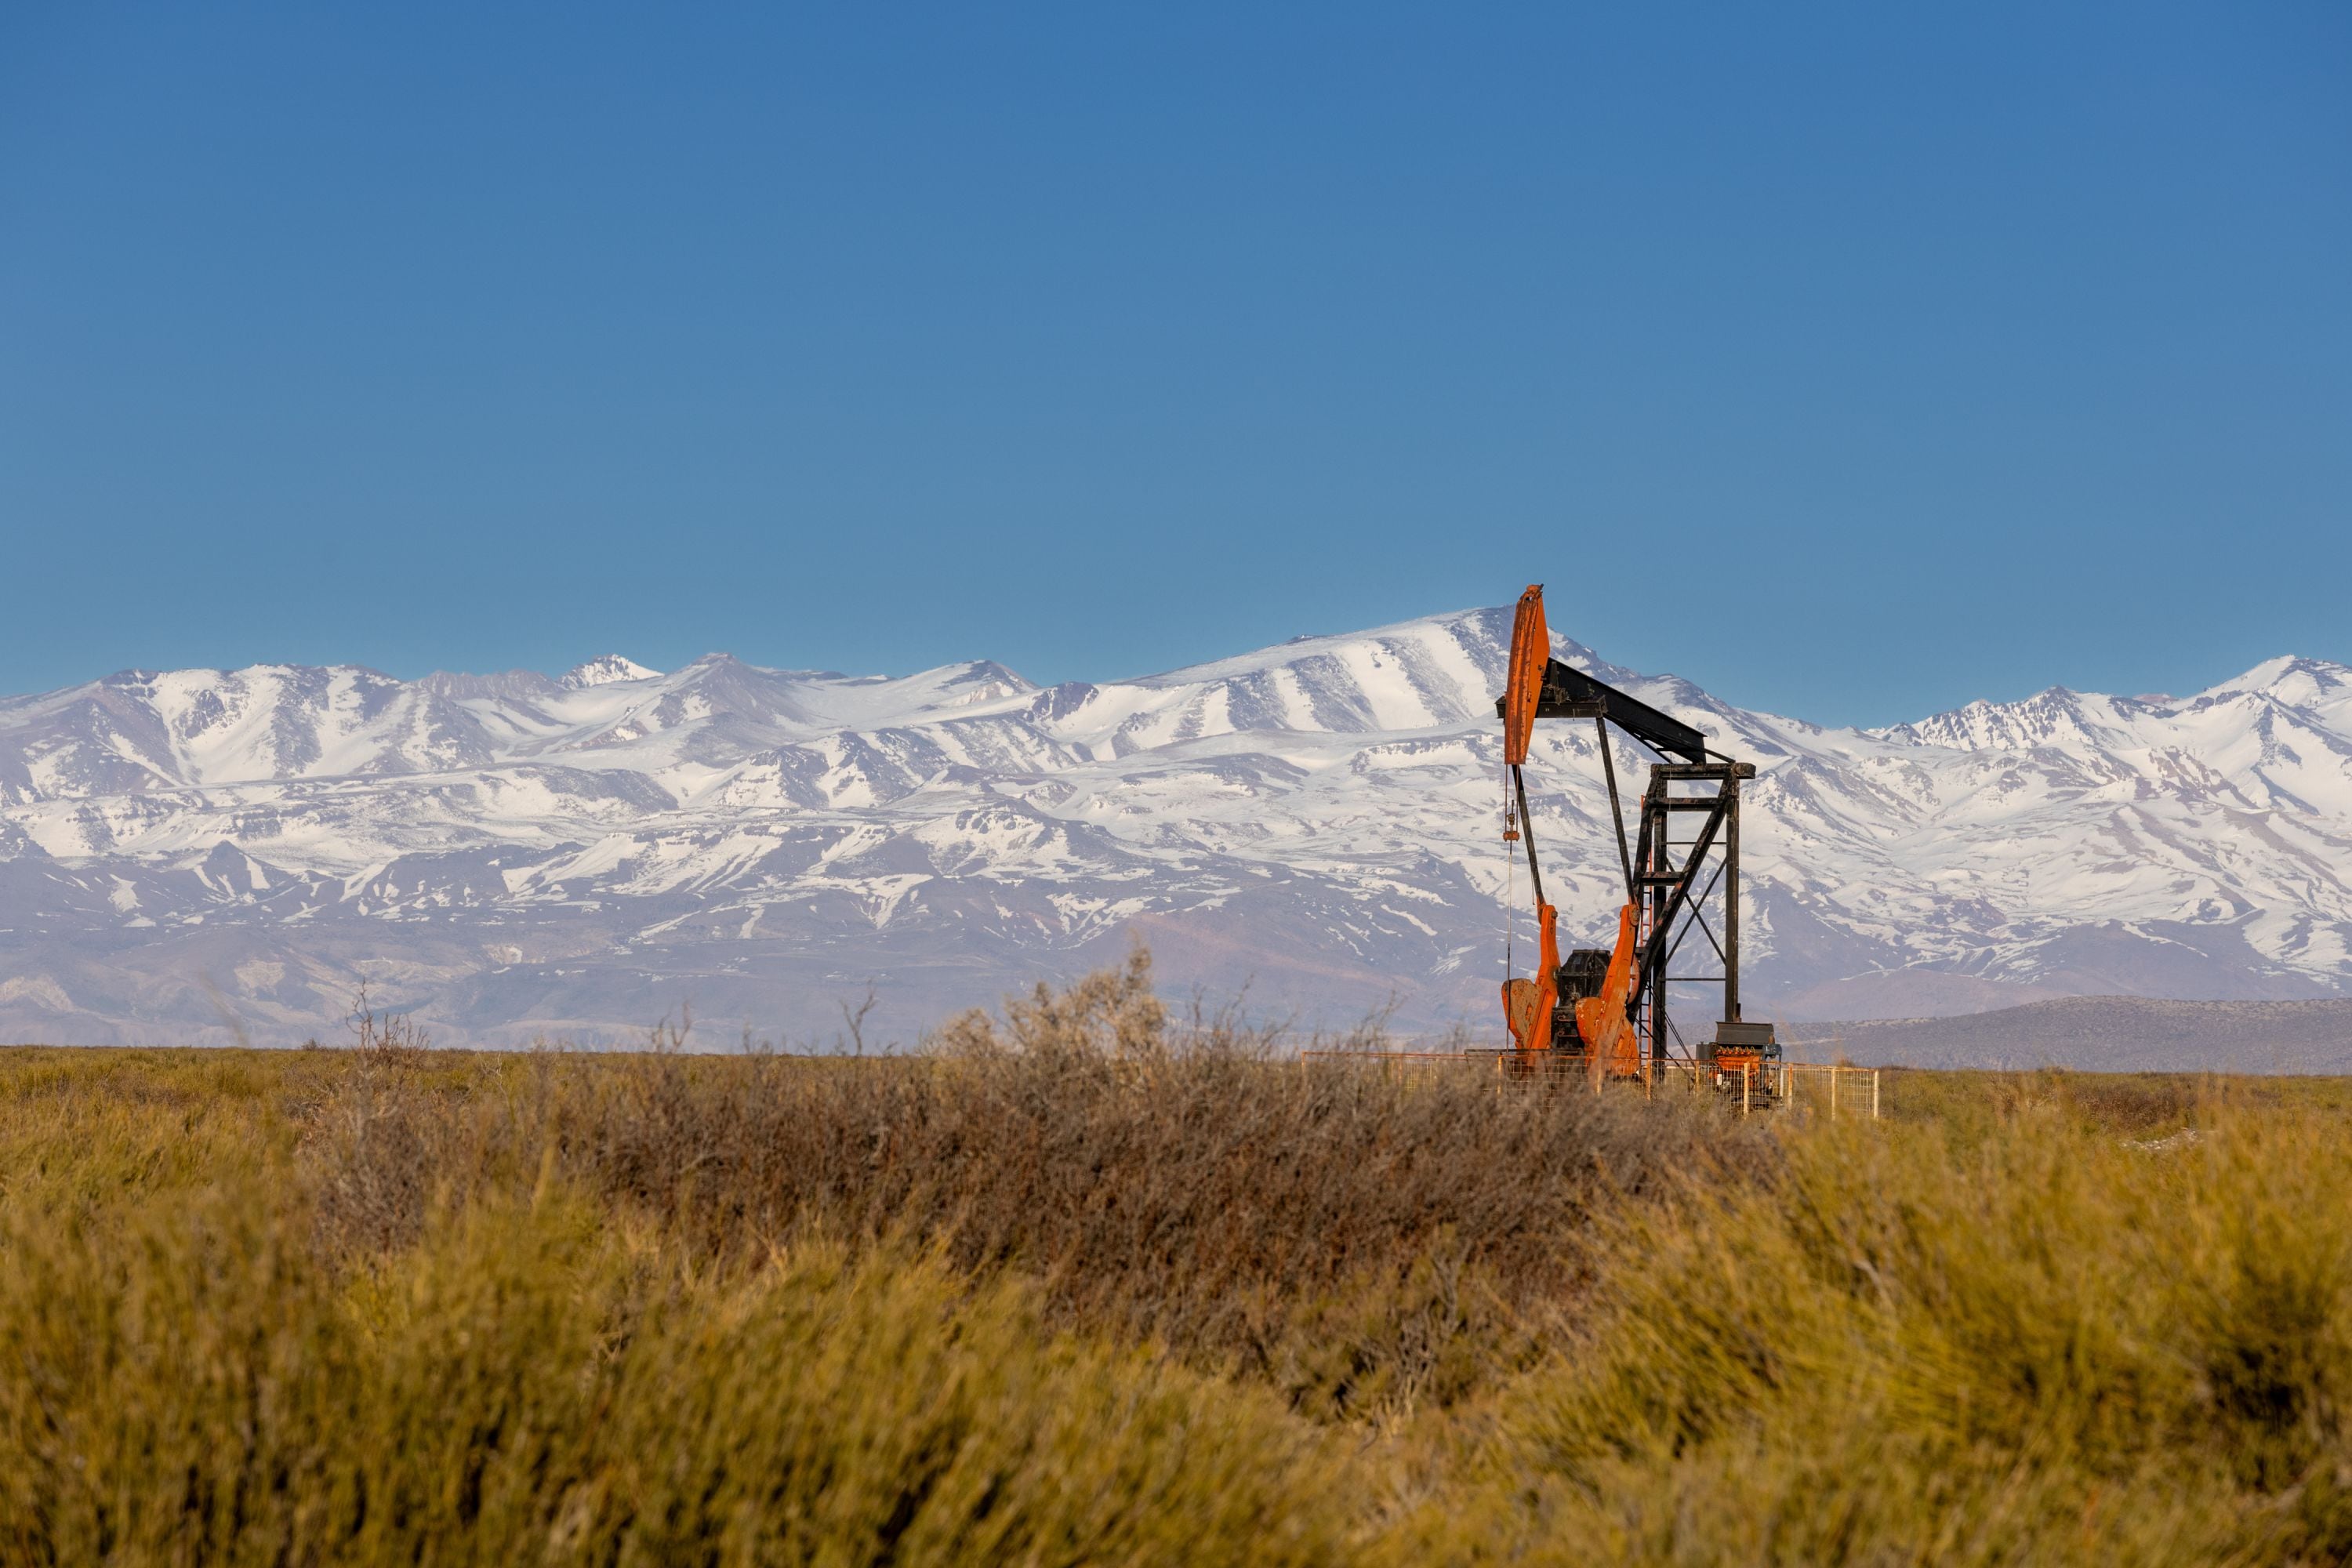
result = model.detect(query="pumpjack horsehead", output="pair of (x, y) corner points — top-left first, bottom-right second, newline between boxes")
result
(1494, 585), (1779, 1086)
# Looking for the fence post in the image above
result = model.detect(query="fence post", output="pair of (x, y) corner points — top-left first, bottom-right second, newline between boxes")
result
(1742, 1063), (1751, 1116)
(1871, 1069), (1881, 1121)
(1830, 1068), (1839, 1120)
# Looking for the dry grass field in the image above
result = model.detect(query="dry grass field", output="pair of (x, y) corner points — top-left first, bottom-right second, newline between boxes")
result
(5, 951), (2352, 1564)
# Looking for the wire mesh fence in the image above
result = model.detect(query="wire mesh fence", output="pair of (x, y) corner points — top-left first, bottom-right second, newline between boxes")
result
(1295, 1050), (1884, 1118)
(1778, 1063), (1883, 1120)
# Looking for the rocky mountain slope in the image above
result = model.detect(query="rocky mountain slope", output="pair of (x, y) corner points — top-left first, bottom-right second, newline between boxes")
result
(4, 608), (2350, 1051)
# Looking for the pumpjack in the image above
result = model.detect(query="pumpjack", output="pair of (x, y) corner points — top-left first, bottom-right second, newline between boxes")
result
(1496, 585), (1778, 1088)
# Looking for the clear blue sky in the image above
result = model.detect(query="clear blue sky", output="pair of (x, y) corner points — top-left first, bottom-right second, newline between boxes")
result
(3, 3), (2346, 725)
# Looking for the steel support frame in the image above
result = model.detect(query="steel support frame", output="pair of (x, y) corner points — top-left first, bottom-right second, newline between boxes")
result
(1624, 760), (1751, 1071)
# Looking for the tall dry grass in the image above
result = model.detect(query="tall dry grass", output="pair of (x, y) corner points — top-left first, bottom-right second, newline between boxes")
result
(1403, 1092), (2352, 1565)
(0, 1179), (1340, 1564)
(8, 961), (2352, 1563)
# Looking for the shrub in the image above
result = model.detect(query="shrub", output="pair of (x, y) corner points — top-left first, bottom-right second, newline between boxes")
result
(0, 1174), (1351, 1566)
(1409, 1097), (2352, 1564)
(303, 949), (1767, 1421)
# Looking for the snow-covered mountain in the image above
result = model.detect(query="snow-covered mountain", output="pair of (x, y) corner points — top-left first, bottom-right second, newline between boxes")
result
(4, 608), (2350, 1047)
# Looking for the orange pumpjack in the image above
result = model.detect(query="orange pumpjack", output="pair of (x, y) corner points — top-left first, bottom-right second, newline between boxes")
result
(1494, 583), (1778, 1088)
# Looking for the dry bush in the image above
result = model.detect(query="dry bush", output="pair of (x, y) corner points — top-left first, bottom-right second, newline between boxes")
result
(1396, 1097), (2352, 1566)
(0, 1173), (1347, 1566)
(302, 949), (1770, 1419)
(299, 996), (501, 1256)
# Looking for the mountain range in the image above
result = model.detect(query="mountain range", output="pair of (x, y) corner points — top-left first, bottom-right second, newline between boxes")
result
(4, 606), (2350, 1052)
